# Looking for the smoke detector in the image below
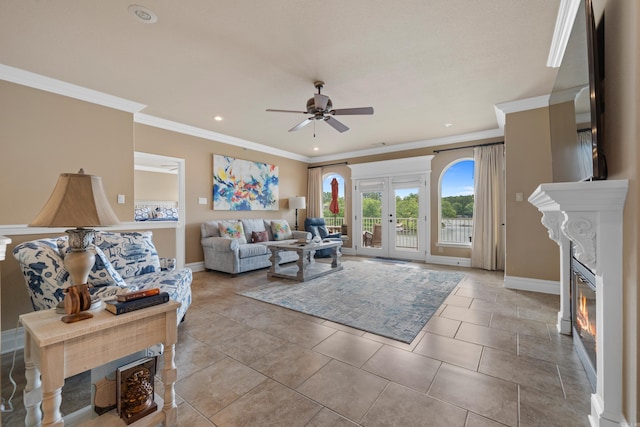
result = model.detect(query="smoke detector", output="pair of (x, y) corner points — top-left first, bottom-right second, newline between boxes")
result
(128, 5), (158, 24)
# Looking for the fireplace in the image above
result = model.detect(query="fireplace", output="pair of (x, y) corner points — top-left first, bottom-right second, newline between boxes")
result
(571, 254), (596, 390)
(528, 179), (628, 427)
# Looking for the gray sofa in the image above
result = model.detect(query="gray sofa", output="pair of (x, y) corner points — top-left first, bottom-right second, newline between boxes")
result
(201, 219), (311, 275)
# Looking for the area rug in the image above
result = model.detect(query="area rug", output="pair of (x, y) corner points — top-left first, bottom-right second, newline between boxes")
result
(238, 261), (465, 343)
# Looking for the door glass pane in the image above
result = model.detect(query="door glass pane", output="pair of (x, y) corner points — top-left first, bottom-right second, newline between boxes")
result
(361, 191), (383, 248)
(394, 187), (419, 251)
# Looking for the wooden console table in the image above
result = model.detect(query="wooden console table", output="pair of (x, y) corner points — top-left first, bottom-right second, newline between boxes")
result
(20, 300), (180, 427)
(268, 240), (342, 282)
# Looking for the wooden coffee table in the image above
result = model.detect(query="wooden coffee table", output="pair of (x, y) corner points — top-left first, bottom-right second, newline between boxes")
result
(267, 240), (342, 282)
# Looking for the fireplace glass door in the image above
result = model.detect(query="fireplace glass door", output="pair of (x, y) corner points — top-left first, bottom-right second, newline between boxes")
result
(571, 258), (597, 391)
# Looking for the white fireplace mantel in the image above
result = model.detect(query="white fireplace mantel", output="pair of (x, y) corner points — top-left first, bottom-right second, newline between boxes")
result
(529, 180), (628, 427)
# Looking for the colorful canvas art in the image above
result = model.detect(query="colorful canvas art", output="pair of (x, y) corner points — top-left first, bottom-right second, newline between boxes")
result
(213, 155), (279, 210)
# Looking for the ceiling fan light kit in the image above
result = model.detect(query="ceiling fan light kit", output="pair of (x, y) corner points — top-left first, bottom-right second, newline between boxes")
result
(266, 81), (373, 133)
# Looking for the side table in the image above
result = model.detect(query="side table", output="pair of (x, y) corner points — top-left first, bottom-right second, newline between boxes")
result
(20, 300), (180, 427)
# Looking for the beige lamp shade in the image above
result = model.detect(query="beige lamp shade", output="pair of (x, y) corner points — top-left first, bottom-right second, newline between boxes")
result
(289, 196), (306, 210)
(30, 169), (120, 227)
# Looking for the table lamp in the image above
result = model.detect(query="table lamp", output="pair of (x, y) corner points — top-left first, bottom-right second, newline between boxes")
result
(289, 196), (306, 230)
(30, 169), (120, 323)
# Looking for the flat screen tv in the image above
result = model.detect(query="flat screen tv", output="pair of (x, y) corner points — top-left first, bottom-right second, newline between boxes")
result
(548, 0), (606, 182)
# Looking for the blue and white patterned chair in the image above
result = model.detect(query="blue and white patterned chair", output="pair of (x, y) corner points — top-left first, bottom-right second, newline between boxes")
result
(13, 231), (192, 324)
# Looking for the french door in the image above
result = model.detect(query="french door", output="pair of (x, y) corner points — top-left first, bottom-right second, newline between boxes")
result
(355, 175), (426, 260)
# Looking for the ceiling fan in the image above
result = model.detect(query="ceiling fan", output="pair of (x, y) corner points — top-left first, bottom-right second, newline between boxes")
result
(266, 81), (374, 133)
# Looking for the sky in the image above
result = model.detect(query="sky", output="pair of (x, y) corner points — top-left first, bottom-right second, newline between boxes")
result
(441, 160), (475, 197)
(323, 160), (474, 198)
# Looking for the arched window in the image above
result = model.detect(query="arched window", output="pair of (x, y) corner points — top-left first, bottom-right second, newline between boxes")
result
(322, 173), (345, 229)
(438, 159), (475, 245)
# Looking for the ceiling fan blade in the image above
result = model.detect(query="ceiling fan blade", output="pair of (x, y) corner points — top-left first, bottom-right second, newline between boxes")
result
(325, 116), (349, 133)
(266, 109), (308, 114)
(289, 118), (313, 132)
(314, 94), (329, 111)
(331, 107), (374, 115)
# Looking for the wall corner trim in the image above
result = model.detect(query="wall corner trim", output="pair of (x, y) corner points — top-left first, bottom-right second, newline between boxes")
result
(494, 95), (551, 129)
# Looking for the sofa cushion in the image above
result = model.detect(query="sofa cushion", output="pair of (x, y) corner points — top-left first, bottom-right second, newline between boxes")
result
(203, 221), (222, 238)
(126, 268), (192, 322)
(94, 231), (162, 278)
(251, 230), (269, 243)
(241, 219), (267, 242)
(271, 219), (293, 241)
(238, 243), (269, 259)
(218, 221), (248, 244)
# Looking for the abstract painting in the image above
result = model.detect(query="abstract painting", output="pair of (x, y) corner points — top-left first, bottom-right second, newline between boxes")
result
(213, 155), (279, 210)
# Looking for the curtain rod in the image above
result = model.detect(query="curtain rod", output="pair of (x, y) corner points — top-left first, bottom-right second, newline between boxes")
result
(433, 141), (504, 154)
(308, 161), (349, 169)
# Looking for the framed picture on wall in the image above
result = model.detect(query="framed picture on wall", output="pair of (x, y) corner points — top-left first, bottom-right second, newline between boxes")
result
(213, 155), (279, 210)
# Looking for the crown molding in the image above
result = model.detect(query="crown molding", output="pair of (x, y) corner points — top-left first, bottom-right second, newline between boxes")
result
(134, 113), (311, 163)
(2, 63), (512, 165)
(547, 0), (582, 68)
(494, 95), (551, 129)
(308, 128), (504, 164)
(0, 64), (146, 113)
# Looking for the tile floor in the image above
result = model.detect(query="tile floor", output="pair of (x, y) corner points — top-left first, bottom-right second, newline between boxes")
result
(1, 256), (592, 426)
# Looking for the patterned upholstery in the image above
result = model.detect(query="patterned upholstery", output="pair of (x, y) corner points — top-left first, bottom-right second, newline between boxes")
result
(13, 231), (192, 324)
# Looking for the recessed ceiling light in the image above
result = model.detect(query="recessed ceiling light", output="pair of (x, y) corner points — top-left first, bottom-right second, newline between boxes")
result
(213, 116), (223, 121)
(313, 147), (319, 151)
(444, 123), (453, 128)
(128, 5), (158, 24)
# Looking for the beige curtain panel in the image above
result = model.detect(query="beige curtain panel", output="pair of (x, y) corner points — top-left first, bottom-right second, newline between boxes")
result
(307, 167), (323, 218)
(471, 144), (505, 271)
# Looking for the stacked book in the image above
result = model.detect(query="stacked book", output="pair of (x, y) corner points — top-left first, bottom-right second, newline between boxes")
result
(105, 288), (169, 315)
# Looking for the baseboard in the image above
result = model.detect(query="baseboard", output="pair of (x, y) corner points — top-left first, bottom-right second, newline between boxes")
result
(1, 326), (25, 354)
(425, 255), (472, 267)
(503, 275), (560, 295)
(187, 261), (205, 272)
(341, 247), (356, 256)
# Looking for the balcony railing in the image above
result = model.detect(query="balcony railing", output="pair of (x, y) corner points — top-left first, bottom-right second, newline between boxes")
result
(324, 216), (473, 247)
(440, 217), (473, 243)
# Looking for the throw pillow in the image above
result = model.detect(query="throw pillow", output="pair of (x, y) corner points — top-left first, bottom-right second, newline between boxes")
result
(218, 221), (248, 244)
(94, 231), (162, 278)
(251, 230), (269, 243)
(134, 207), (151, 221)
(271, 220), (292, 241)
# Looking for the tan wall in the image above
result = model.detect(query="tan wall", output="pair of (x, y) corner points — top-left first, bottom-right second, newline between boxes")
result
(503, 107), (560, 281)
(0, 81), (135, 223)
(604, 0), (639, 421)
(0, 81), (137, 330)
(134, 170), (179, 202)
(132, 124), (309, 264)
